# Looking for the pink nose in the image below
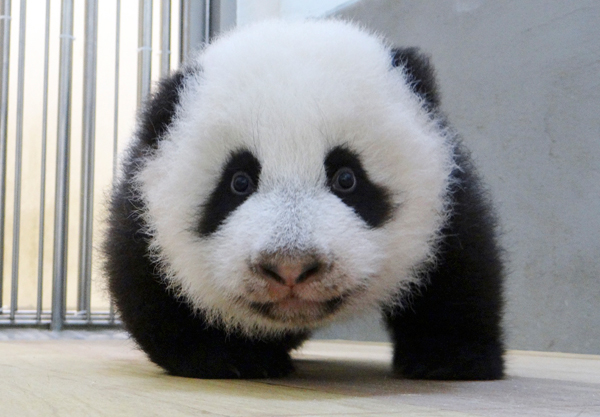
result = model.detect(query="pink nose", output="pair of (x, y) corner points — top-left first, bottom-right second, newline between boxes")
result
(257, 260), (322, 287)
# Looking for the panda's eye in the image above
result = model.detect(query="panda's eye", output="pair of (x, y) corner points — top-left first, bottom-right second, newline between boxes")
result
(332, 168), (357, 193)
(231, 172), (255, 195)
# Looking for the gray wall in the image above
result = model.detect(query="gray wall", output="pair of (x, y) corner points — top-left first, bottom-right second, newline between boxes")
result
(315, 0), (600, 354)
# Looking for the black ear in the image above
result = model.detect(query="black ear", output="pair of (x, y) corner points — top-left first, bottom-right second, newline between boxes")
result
(137, 66), (197, 149)
(391, 48), (440, 112)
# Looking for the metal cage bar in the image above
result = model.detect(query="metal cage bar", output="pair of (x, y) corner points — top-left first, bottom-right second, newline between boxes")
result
(0, 0), (11, 312)
(109, 0), (121, 325)
(76, 0), (98, 322)
(208, 0), (235, 40)
(35, 0), (51, 324)
(9, 0), (25, 322)
(179, 0), (208, 64)
(160, 0), (170, 77)
(51, 0), (75, 331)
(137, 0), (152, 107)
(112, 0), (121, 183)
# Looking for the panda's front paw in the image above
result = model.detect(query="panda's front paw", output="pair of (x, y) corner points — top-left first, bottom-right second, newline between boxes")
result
(393, 343), (504, 381)
(395, 360), (502, 381)
(220, 352), (295, 379)
(233, 362), (294, 379)
(160, 346), (294, 379)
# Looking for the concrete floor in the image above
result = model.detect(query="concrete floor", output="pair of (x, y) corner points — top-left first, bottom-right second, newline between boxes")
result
(0, 337), (598, 416)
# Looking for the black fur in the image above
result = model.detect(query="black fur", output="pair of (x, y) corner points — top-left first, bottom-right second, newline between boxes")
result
(325, 146), (394, 228)
(197, 150), (262, 236)
(137, 68), (190, 149)
(392, 48), (441, 112)
(105, 46), (504, 380)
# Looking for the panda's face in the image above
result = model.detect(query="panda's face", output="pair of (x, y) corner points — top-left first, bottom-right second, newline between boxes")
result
(136, 21), (452, 336)
(194, 144), (392, 329)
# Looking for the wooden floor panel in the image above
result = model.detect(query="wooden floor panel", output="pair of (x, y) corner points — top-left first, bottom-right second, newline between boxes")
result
(0, 338), (598, 416)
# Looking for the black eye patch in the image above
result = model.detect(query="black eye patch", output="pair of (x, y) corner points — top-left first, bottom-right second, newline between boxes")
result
(324, 146), (394, 228)
(197, 150), (261, 237)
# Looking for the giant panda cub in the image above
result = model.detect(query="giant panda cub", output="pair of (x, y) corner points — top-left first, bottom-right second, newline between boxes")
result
(105, 20), (504, 380)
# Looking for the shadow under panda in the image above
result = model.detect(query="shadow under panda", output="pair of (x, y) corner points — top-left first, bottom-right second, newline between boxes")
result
(104, 20), (504, 380)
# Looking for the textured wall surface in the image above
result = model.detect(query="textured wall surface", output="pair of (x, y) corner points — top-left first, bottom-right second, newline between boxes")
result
(315, 0), (600, 354)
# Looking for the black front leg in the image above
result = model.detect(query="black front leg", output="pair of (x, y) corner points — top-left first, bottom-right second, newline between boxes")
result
(384, 147), (505, 381)
(140, 310), (304, 379)
(384, 283), (504, 380)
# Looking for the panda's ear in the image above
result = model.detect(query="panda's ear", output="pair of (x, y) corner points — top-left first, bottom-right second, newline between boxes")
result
(137, 67), (196, 148)
(391, 47), (440, 112)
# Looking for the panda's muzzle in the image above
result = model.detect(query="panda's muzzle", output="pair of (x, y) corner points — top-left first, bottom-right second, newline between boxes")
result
(256, 259), (323, 287)
(248, 251), (335, 301)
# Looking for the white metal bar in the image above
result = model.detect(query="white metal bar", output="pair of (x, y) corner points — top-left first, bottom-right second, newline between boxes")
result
(179, 0), (188, 63)
(51, 0), (74, 332)
(36, 0), (51, 324)
(109, 0), (121, 325)
(208, 0), (236, 40)
(179, 0), (207, 64)
(77, 0), (98, 323)
(205, 0), (210, 40)
(137, 0), (152, 107)
(180, 1), (235, 62)
(0, 0), (11, 312)
(160, 0), (170, 77)
(9, 0), (26, 321)
(112, 0), (120, 182)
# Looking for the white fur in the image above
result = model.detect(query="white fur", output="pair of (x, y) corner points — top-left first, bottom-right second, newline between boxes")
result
(136, 20), (454, 336)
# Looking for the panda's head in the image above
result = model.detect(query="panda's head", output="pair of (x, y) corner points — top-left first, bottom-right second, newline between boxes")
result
(136, 20), (453, 336)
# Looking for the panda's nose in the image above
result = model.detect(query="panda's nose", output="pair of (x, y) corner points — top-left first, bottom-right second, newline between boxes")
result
(257, 259), (323, 287)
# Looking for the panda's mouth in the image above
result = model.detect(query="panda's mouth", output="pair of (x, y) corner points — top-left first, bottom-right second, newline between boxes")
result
(247, 294), (347, 324)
